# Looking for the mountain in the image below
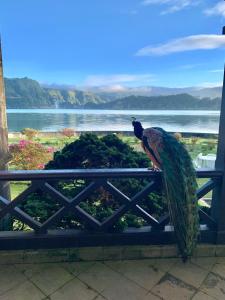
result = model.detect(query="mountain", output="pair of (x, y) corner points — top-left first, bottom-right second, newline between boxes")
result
(88, 86), (222, 100)
(84, 94), (221, 110)
(5, 77), (105, 108)
(4, 77), (222, 110)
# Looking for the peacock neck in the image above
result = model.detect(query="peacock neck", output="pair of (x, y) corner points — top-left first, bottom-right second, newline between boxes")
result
(134, 127), (144, 140)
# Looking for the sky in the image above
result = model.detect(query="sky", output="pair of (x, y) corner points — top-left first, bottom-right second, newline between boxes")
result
(0, 0), (225, 89)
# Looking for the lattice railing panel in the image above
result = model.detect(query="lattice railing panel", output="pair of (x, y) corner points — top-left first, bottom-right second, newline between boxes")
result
(0, 169), (222, 235)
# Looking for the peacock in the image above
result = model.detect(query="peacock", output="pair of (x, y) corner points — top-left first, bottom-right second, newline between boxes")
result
(132, 118), (199, 261)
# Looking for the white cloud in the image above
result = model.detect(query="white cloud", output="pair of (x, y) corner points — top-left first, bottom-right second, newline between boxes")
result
(98, 85), (128, 92)
(198, 81), (223, 88)
(136, 34), (225, 56)
(179, 63), (202, 70)
(210, 69), (224, 73)
(84, 74), (154, 86)
(142, 0), (198, 14)
(204, 2), (225, 18)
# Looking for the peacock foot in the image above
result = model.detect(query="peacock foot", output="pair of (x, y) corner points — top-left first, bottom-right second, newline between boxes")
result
(148, 166), (160, 171)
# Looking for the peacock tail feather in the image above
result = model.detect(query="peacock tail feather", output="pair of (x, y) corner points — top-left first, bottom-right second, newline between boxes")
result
(158, 129), (199, 261)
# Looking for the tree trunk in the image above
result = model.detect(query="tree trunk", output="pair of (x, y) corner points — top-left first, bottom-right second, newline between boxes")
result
(0, 39), (11, 230)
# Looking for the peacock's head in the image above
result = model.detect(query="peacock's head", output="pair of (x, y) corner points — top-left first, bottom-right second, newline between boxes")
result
(131, 117), (144, 140)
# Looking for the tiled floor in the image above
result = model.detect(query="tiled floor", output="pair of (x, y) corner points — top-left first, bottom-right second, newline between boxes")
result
(1, 257), (225, 299)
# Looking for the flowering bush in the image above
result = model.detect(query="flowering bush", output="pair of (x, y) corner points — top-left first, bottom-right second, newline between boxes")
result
(9, 140), (54, 170)
(60, 128), (76, 138)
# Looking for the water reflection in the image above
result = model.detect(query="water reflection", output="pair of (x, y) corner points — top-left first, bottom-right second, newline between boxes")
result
(7, 109), (220, 133)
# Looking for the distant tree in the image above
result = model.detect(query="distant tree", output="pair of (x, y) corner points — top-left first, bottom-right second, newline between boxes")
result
(21, 128), (39, 140)
(59, 128), (76, 139)
(174, 132), (182, 141)
(191, 137), (198, 145)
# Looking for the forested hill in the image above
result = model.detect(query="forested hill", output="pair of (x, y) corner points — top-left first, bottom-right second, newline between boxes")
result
(5, 77), (221, 110)
(84, 94), (221, 110)
(5, 77), (104, 108)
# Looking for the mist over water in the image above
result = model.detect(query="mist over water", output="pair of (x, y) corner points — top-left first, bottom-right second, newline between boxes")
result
(7, 109), (220, 133)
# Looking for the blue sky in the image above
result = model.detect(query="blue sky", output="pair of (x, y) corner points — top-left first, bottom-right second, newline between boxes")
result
(0, 0), (225, 89)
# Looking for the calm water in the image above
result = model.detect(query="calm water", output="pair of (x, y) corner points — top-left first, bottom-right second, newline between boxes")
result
(6, 109), (220, 133)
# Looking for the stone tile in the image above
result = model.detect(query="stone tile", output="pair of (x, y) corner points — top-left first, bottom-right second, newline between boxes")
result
(94, 296), (108, 300)
(152, 274), (197, 300)
(103, 246), (123, 260)
(140, 246), (163, 259)
(215, 245), (225, 257)
(195, 244), (216, 257)
(201, 272), (225, 299)
(142, 292), (161, 299)
(169, 261), (208, 288)
(192, 291), (216, 300)
(120, 245), (179, 260)
(62, 261), (95, 276)
(23, 249), (69, 263)
(68, 248), (79, 261)
(191, 257), (217, 271)
(15, 263), (73, 279)
(78, 262), (148, 300)
(150, 258), (178, 272)
(161, 245), (179, 258)
(122, 245), (143, 260)
(0, 265), (27, 295)
(215, 257), (225, 263)
(14, 264), (45, 279)
(29, 264), (74, 295)
(78, 247), (104, 261)
(211, 263), (225, 279)
(0, 250), (24, 264)
(0, 280), (45, 300)
(50, 277), (98, 300)
(105, 259), (165, 290)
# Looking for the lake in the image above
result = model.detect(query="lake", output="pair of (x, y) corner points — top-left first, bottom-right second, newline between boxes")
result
(6, 109), (220, 133)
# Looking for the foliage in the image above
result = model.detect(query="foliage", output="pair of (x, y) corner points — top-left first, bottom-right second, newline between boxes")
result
(21, 128), (39, 140)
(9, 140), (54, 170)
(191, 137), (198, 145)
(173, 132), (182, 141)
(21, 133), (167, 231)
(60, 128), (76, 139)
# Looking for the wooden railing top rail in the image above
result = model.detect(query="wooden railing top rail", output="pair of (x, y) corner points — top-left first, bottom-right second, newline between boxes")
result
(0, 168), (223, 181)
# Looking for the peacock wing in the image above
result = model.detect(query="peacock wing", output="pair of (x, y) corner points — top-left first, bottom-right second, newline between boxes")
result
(142, 128), (163, 168)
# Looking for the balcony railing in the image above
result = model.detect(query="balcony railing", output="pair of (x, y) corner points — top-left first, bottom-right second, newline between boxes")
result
(0, 168), (223, 250)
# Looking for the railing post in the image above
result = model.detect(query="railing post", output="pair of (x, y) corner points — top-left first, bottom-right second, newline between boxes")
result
(211, 27), (225, 243)
(0, 37), (11, 230)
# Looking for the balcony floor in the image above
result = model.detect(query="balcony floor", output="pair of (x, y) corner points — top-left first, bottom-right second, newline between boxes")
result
(0, 257), (225, 300)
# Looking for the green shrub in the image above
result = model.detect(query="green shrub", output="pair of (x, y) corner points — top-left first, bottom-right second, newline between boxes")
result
(19, 133), (167, 231)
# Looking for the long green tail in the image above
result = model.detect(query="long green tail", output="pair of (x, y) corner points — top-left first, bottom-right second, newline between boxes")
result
(159, 130), (199, 261)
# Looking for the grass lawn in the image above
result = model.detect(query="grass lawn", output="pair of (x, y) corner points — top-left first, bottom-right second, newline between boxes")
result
(10, 182), (30, 199)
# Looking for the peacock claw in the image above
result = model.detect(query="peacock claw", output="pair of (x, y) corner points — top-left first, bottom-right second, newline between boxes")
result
(148, 166), (160, 171)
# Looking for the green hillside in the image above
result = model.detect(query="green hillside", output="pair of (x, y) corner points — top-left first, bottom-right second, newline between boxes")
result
(85, 94), (221, 110)
(5, 77), (104, 108)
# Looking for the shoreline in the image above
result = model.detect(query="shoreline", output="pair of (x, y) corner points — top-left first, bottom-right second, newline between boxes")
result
(8, 131), (218, 138)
